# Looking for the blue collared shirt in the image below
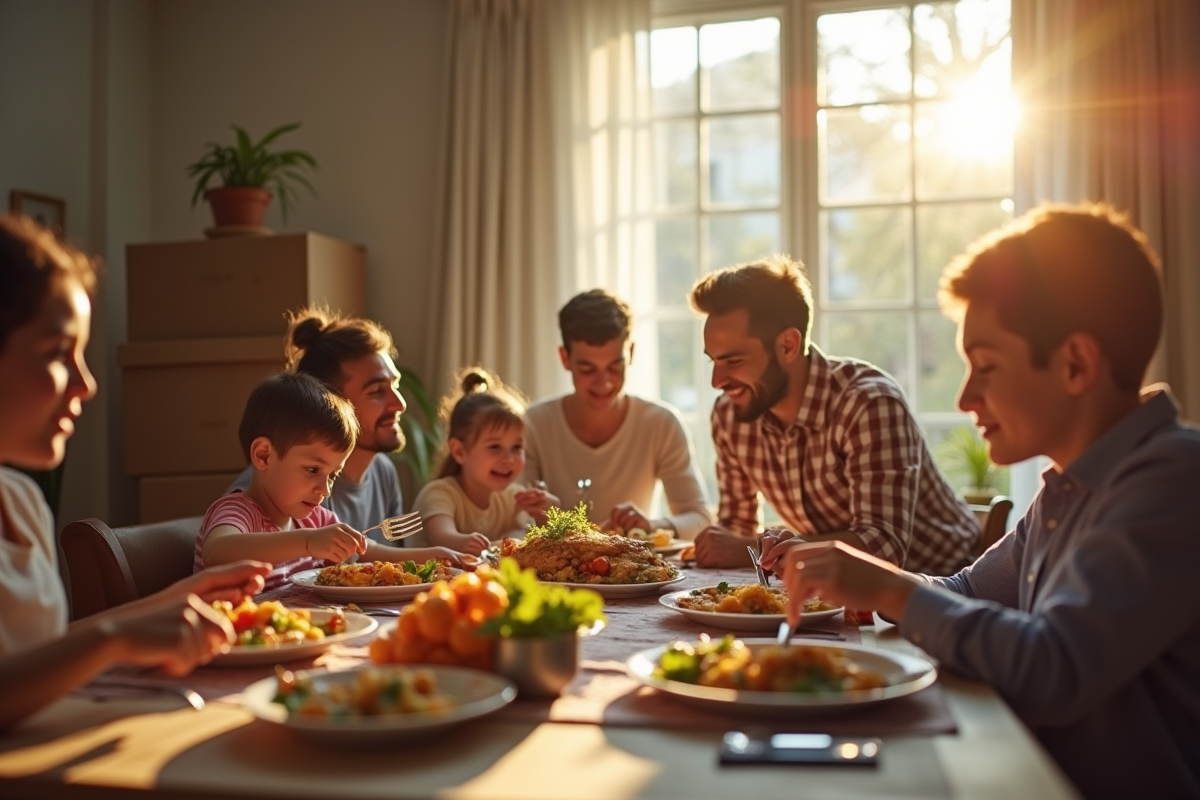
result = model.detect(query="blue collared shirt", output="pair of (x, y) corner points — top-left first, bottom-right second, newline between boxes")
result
(902, 388), (1200, 800)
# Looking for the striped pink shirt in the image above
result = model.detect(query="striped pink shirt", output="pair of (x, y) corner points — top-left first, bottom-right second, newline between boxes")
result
(194, 491), (334, 591)
(712, 346), (978, 576)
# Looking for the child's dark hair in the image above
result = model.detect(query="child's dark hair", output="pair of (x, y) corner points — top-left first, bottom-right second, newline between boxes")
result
(0, 215), (98, 353)
(436, 367), (527, 479)
(558, 289), (632, 353)
(285, 305), (396, 391)
(238, 372), (360, 461)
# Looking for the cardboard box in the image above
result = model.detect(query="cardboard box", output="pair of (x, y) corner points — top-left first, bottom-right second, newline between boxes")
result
(126, 233), (366, 341)
(139, 472), (241, 523)
(119, 337), (282, 475)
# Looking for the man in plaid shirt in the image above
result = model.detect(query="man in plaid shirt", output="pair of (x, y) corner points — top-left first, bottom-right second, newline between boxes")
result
(689, 255), (978, 573)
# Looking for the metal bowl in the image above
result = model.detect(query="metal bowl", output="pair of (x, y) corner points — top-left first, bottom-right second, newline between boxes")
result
(493, 633), (580, 698)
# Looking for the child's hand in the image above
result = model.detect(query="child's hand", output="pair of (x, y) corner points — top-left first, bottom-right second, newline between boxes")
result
(306, 524), (368, 563)
(451, 531), (492, 556)
(426, 547), (463, 567)
(514, 487), (560, 526)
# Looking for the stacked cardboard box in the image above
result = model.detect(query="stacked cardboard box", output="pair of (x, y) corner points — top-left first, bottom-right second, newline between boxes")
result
(120, 233), (366, 522)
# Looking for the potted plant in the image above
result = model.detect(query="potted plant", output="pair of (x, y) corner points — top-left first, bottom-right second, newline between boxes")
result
(185, 122), (318, 233)
(937, 426), (1005, 505)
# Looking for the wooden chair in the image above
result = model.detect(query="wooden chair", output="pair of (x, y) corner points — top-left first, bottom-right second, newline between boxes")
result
(969, 495), (1014, 559)
(58, 516), (202, 621)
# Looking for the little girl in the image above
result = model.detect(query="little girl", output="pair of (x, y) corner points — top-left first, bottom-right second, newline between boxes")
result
(415, 368), (559, 556)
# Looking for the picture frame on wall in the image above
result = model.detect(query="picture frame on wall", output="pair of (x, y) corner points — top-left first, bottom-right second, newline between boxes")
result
(9, 189), (66, 236)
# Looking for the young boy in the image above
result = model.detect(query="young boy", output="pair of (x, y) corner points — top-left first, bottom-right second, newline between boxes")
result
(196, 372), (457, 590)
(763, 203), (1200, 799)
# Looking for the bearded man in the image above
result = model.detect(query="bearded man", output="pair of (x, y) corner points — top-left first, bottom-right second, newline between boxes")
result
(689, 255), (977, 571)
(229, 307), (409, 545)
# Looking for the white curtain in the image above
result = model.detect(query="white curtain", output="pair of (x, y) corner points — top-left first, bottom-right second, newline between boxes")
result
(430, 0), (652, 402)
(1012, 0), (1200, 419)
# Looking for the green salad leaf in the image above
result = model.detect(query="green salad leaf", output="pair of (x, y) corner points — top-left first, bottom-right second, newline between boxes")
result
(402, 559), (440, 582)
(525, 502), (596, 541)
(477, 557), (606, 638)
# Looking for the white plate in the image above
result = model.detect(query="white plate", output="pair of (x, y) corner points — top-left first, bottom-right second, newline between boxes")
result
(654, 540), (690, 556)
(658, 588), (844, 632)
(242, 664), (517, 746)
(541, 573), (686, 599)
(289, 567), (457, 602)
(216, 611), (378, 666)
(627, 639), (937, 715)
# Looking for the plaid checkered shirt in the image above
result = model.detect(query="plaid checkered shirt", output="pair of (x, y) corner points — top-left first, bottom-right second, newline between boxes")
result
(712, 345), (978, 576)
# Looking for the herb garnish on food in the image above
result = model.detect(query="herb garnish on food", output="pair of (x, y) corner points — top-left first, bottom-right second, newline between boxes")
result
(402, 559), (440, 582)
(524, 502), (596, 541)
(716, 581), (730, 594)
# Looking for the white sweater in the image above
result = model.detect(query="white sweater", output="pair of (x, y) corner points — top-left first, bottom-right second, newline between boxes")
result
(522, 395), (712, 539)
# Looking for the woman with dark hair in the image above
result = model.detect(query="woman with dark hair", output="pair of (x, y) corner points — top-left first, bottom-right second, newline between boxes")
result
(0, 215), (270, 730)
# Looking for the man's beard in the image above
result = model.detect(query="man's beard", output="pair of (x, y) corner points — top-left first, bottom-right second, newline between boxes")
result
(357, 417), (406, 453)
(732, 354), (790, 423)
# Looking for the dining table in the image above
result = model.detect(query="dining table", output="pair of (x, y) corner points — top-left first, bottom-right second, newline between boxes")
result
(0, 563), (1081, 800)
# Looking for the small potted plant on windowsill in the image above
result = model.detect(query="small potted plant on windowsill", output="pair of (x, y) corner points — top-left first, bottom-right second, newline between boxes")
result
(185, 122), (318, 238)
(938, 426), (1004, 505)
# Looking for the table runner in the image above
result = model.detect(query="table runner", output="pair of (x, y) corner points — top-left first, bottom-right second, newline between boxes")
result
(82, 566), (954, 737)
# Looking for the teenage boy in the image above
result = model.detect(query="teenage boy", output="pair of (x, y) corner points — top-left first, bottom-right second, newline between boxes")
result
(689, 256), (977, 571)
(523, 289), (712, 538)
(200, 373), (458, 590)
(230, 307), (407, 544)
(769, 203), (1200, 800)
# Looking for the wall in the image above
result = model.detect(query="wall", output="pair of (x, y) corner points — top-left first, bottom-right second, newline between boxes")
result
(1, 0), (448, 526)
(151, 0), (448, 377)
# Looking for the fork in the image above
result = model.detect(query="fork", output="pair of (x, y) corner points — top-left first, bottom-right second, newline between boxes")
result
(748, 545), (771, 587)
(361, 511), (423, 542)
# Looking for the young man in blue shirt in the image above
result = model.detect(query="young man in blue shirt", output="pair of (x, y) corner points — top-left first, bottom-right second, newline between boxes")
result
(762, 203), (1200, 800)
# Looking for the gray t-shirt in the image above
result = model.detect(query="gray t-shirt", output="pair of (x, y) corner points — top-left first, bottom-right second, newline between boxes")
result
(228, 453), (405, 546)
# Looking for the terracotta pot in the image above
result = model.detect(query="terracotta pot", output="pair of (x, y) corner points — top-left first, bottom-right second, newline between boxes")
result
(204, 187), (272, 227)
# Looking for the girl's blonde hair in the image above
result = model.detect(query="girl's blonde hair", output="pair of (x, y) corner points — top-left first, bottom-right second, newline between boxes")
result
(436, 367), (527, 479)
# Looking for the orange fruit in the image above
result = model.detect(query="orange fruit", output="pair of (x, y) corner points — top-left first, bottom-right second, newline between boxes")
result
(448, 617), (490, 659)
(426, 646), (458, 666)
(368, 636), (392, 664)
(416, 595), (454, 644)
(451, 571), (483, 603)
(392, 635), (429, 664)
(397, 608), (421, 639)
(426, 582), (460, 615)
(466, 581), (508, 621)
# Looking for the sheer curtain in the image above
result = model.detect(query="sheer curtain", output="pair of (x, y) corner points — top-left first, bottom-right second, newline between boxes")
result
(1012, 0), (1200, 419)
(429, 0), (652, 402)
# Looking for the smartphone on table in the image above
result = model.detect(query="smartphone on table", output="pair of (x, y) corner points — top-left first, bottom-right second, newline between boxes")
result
(719, 732), (881, 766)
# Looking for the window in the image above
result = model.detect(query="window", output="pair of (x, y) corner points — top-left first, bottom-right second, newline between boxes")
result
(636, 0), (1018, 513)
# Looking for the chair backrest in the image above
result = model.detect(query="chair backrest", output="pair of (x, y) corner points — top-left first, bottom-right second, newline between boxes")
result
(58, 516), (202, 621)
(969, 495), (1014, 559)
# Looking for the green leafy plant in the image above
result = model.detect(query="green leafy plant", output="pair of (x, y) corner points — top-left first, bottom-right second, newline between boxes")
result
(185, 122), (318, 221)
(392, 365), (445, 493)
(478, 558), (606, 638)
(937, 426), (1005, 493)
(525, 503), (597, 542)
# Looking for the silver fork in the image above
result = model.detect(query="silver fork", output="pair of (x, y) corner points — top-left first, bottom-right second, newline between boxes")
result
(748, 545), (771, 586)
(361, 511), (423, 542)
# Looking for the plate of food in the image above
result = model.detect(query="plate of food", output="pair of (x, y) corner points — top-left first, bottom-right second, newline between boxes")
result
(499, 505), (683, 599)
(289, 560), (460, 602)
(660, 584), (844, 632)
(210, 600), (378, 666)
(605, 526), (690, 556)
(626, 635), (936, 715)
(242, 664), (517, 746)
